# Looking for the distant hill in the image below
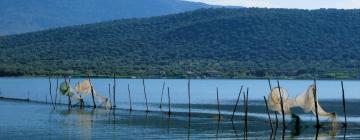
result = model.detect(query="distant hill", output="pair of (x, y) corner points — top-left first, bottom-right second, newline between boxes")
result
(1, 8), (360, 79)
(0, 0), (214, 35)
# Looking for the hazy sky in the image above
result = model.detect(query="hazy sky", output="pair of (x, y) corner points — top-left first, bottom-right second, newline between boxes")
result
(186, 0), (360, 9)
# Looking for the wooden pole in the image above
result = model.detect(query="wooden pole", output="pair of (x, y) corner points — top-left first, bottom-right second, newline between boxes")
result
(341, 81), (347, 127)
(59, 89), (62, 104)
(167, 87), (171, 115)
(216, 87), (221, 121)
(88, 77), (96, 108)
(142, 79), (149, 112)
(55, 76), (59, 104)
(113, 73), (116, 108)
(48, 77), (55, 109)
(268, 78), (272, 90)
(160, 81), (165, 109)
(66, 77), (71, 107)
(268, 78), (278, 127)
(231, 86), (243, 121)
(264, 96), (273, 132)
(244, 88), (249, 138)
(108, 83), (112, 109)
(188, 79), (191, 117)
(128, 84), (132, 111)
(277, 80), (286, 129)
(313, 79), (320, 128)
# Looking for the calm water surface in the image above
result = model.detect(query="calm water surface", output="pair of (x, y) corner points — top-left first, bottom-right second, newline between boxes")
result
(0, 77), (359, 139)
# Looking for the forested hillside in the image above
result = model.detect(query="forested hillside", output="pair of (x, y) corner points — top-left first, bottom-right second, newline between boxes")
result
(1, 8), (360, 79)
(0, 0), (213, 35)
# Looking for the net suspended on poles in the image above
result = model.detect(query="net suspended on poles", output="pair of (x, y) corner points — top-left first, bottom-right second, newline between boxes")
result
(75, 80), (92, 96)
(71, 79), (112, 109)
(267, 85), (336, 119)
(289, 85), (336, 118)
(59, 81), (81, 102)
(267, 87), (292, 115)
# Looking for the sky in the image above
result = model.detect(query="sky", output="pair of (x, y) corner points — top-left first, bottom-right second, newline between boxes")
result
(186, 0), (360, 9)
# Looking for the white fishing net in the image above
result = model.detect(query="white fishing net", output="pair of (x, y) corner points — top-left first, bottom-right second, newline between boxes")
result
(268, 87), (292, 115)
(96, 95), (112, 109)
(268, 84), (336, 119)
(289, 85), (336, 118)
(75, 80), (93, 96)
(59, 79), (111, 109)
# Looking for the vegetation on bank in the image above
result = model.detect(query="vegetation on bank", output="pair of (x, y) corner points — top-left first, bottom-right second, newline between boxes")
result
(1, 8), (360, 79)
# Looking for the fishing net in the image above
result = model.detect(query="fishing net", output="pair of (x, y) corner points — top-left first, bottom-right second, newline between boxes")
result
(75, 80), (93, 96)
(60, 82), (75, 97)
(96, 95), (112, 109)
(289, 85), (336, 118)
(268, 87), (292, 115)
(268, 85), (336, 119)
(60, 79), (111, 109)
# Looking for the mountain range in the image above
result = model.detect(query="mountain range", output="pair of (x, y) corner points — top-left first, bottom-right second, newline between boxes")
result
(1, 8), (360, 79)
(0, 0), (214, 35)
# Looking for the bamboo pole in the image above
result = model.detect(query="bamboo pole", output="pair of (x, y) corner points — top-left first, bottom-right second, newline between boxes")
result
(128, 84), (132, 111)
(264, 96), (273, 132)
(231, 86), (243, 121)
(188, 79), (191, 117)
(142, 79), (149, 112)
(216, 87), (221, 121)
(113, 73), (116, 108)
(313, 79), (320, 128)
(277, 80), (286, 129)
(341, 81), (347, 127)
(48, 77), (55, 109)
(160, 81), (165, 109)
(167, 87), (171, 116)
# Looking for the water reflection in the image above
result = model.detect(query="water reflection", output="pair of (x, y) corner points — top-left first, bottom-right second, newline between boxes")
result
(1, 98), (359, 139)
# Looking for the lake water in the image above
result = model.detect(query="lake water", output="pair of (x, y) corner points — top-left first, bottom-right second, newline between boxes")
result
(0, 77), (359, 139)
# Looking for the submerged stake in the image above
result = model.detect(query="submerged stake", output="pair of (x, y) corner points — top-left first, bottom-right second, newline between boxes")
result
(268, 78), (272, 91)
(188, 79), (191, 117)
(313, 79), (320, 128)
(231, 86), (243, 121)
(113, 73), (116, 108)
(143, 79), (149, 112)
(264, 96), (273, 132)
(167, 87), (171, 115)
(48, 77), (55, 109)
(108, 84), (112, 109)
(216, 87), (221, 121)
(88, 77), (96, 108)
(128, 84), (132, 111)
(160, 81), (165, 109)
(341, 81), (347, 127)
(277, 80), (286, 129)
(55, 76), (59, 104)
(244, 88), (249, 138)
